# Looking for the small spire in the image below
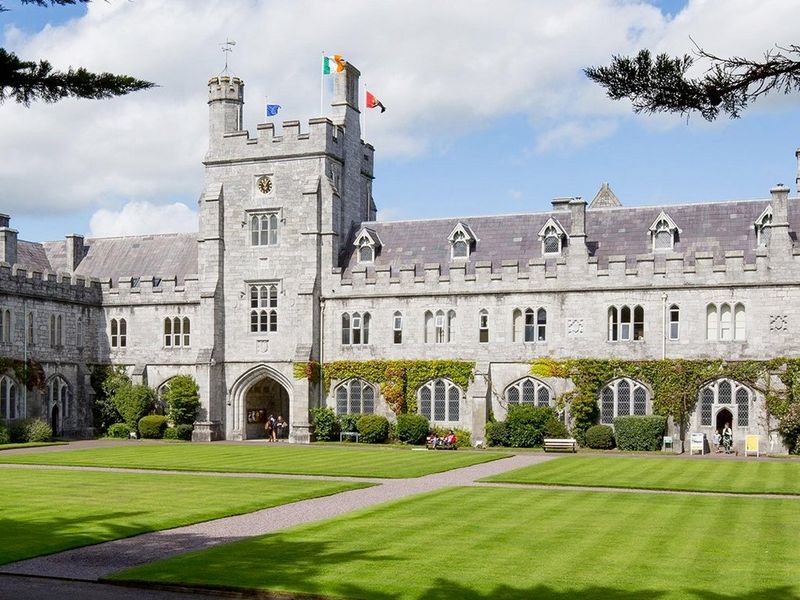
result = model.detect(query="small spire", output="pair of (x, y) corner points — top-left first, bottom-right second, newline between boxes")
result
(219, 39), (236, 76)
(589, 182), (622, 209)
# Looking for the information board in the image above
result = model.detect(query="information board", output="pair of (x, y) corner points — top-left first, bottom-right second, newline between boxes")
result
(690, 432), (705, 455)
(745, 434), (760, 457)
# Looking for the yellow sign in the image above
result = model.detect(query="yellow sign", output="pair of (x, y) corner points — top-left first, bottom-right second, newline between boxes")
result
(745, 435), (760, 457)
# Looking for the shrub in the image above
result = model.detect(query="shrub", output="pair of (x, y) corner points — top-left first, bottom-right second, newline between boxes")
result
(778, 403), (800, 454)
(106, 423), (132, 439)
(614, 415), (667, 451)
(585, 424), (615, 449)
(138, 415), (168, 439)
(486, 420), (511, 447)
(0, 423), (9, 444)
(162, 375), (200, 426)
(357, 415), (390, 444)
(544, 416), (569, 439)
(311, 407), (339, 441)
(113, 384), (156, 431)
(506, 405), (560, 448)
(162, 427), (179, 440)
(396, 413), (429, 444)
(338, 413), (363, 434)
(431, 426), (472, 448)
(175, 423), (194, 441)
(90, 365), (128, 434)
(10, 419), (52, 443)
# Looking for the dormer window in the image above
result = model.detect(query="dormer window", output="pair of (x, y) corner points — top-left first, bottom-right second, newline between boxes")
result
(353, 227), (381, 265)
(447, 222), (475, 260)
(537, 217), (566, 256)
(648, 211), (680, 252)
(755, 205), (773, 248)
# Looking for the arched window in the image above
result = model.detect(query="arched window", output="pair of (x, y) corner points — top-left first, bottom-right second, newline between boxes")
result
(164, 317), (191, 347)
(719, 303), (732, 341)
(341, 312), (371, 345)
(536, 308), (547, 341)
(50, 314), (57, 347)
(57, 315), (63, 346)
(183, 317), (191, 346)
(110, 318), (127, 348)
(668, 304), (680, 341)
(26, 311), (34, 346)
(49, 376), (70, 422)
(706, 304), (718, 340)
(451, 231), (469, 259)
(334, 379), (376, 415)
(164, 317), (172, 347)
(755, 207), (772, 248)
(358, 244), (374, 263)
(0, 375), (17, 419)
(479, 309), (489, 343)
(0, 308), (10, 343)
(418, 379), (461, 422)
(517, 308), (546, 343)
(447, 310), (456, 343)
(653, 219), (674, 250)
(608, 305), (644, 342)
(542, 225), (561, 255)
(249, 284), (278, 333)
(524, 309), (535, 342)
(393, 311), (403, 344)
(734, 303), (746, 341)
(76, 315), (84, 348)
(505, 377), (553, 408)
(429, 310), (455, 344)
(706, 303), (745, 341)
(424, 310), (433, 343)
(250, 212), (279, 246)
(698, 379), (752, 428)
(599, 378), (650, 424)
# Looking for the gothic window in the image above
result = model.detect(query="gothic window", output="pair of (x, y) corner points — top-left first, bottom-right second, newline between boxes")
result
(479, 309), (489, 343)
(250, 283), (278, 333)
(0, 308), (10, 343)
(110, 318), (127, 348)
(164, 317), (191, 347)
(341, 312), (370, 345)
(393, 311), (403, 344)
(524, 309), (535, 342)
(649, 211), (680, 252)
(451, 231), (470, 259)
(669, 305), (680, 341)
(49, 377), (70, 422)
(334, 379), (376, 415)
(706, 303), (745, 341)
(26, 311), (34, 346)
(358, 243), (374, 264)
(755, 206), (773, 248)
(0, 375), (17, 420)
(250, 213), (279, 246)
(418, 379), (461, 422)
(608, 305), (644, 341)
(598, 378), (650, 424)
(435, 311), (446, 343)
(427, 309), (455, 344)
(515, 308), (547, 343)
(76, 315), (84, 348)
(542, 225), (561, 255)
(698, 379), (752, 428)
(505, 377), (553, 408)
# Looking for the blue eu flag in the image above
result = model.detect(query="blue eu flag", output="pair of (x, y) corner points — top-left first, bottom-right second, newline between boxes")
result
(266, 104), (281, 117)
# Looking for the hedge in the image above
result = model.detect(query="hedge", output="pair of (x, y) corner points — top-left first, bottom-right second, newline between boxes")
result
(10, 419), (52, 443)
(106, 423), (131, 439)
(485, 420), (510, 447)
(0, 423), (9, 444)
(138, 415), (169, 439)
(613, 415), (667, 451)
(396, 413), (429, 444)
(357, 415), (390, 444)
(175, 423), (194, 441)
(339, 413), (363, 434)
(311, 407), (339, 441)
(585, 424), (615, 449)
(162, 375), (200, 426)
(113, 384), (156, 430)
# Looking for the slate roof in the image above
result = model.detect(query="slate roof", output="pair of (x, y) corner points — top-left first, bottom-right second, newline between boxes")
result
(38, 233), (198, 284)
(16, 240), (54, 273)
(343, 197), (800, 273)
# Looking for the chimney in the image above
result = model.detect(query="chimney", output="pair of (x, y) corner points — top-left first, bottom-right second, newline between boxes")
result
(768, 183), (791, 259)
(65, 233), (85, 272)
(551, 197), (571, 212)
(207, 76), (244, 144)
(330, 62), (360, 126)
(0, 214), (18, 265)
(568, 198), (588, 259)
(796, 148), (800, 194)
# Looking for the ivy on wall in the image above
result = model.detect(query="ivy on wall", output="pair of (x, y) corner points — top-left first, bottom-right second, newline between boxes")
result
(531, 358), (798, 438)
(0, 357), (46, 390)
(294, 360), (475, 414)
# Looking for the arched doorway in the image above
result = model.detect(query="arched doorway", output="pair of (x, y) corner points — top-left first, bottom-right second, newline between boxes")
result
(51, 404), (60, 436)
(716, 407), (734, 432)
(244, 377), (290, 439)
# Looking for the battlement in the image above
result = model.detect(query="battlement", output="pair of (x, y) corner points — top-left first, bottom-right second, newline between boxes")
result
(0, 263), (102, 304)
(331, 248), (800, 296)
(101, 275), (200, 306)
(208, 76), (244, 103)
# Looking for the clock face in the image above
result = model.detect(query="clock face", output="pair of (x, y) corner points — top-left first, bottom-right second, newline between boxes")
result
(257, 176), (272, 195)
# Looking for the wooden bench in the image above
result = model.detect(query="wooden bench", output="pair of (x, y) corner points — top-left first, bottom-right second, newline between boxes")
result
(543, 438), (577, 453)
(426, 441), (457, 450)
(339, 431), (359, 443)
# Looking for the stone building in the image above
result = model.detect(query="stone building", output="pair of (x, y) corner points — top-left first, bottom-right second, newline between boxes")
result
(1, 63), (797, 451)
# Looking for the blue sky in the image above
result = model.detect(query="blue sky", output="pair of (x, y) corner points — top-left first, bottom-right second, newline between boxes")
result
(2, 0), (799, 242)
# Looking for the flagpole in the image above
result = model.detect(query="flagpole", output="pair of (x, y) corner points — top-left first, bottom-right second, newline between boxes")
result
(362, 80), (367, 142)
(320, 50), (325, 117)
(265, 95), (268, 121)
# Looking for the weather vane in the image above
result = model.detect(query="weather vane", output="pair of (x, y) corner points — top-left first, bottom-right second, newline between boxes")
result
(220, 39), (236, 75)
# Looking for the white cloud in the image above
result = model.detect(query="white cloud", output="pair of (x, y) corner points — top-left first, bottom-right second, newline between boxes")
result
(89, 201), (197, 237)
(1, 0), (798, 235)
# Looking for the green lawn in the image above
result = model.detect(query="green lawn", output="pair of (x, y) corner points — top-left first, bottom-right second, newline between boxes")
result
(112, 486), (800, 599)
(0, 443), (506, 478)
(482, 455), (800, 494)
(0, 442), (66, 451)
(0, 467), (366, 565)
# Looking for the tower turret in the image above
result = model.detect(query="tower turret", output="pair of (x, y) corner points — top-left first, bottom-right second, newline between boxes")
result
(330, 63), (361, 132)
(208, 76), (244, 144)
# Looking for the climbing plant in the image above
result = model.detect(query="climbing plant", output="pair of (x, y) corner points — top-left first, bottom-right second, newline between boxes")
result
(0, 357), (45, 390)
(294, 360), (475, 415)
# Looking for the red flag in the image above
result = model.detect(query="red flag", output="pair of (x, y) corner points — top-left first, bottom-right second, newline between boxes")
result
(366, 91), (386, 113)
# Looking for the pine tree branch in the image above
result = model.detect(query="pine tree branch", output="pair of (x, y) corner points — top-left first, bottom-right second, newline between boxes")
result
(0, 0), (91, 12)
(585, 43), (800, 120)
(0, 48), (154, 105)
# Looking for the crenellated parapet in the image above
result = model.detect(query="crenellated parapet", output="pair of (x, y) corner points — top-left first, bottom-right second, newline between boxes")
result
(101, 275), (200, 306)
(0, 263), (101, 304)
(331, 247), (800, 297)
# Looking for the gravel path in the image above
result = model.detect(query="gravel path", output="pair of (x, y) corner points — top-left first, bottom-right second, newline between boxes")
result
(0, 453), (552, 581)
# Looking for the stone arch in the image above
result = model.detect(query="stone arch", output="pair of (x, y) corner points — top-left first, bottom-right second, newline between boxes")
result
(598, 377), (652, 425)
(45, 374), (71, 434)
(229, 364), (294, 440)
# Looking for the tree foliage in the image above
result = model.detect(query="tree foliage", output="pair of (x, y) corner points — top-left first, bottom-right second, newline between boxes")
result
(112, 383), (155, 431)
(585, 43), (800, 120)
(162, 375), (200, 426)
(0, 1), (154, 105)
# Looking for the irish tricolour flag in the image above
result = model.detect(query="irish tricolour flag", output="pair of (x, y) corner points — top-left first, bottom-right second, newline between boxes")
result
(323, 54), (346, 74)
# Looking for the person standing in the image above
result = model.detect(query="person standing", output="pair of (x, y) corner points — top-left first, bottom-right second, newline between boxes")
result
(722, 422), (733, 454)
(265, 414), (275, 442)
